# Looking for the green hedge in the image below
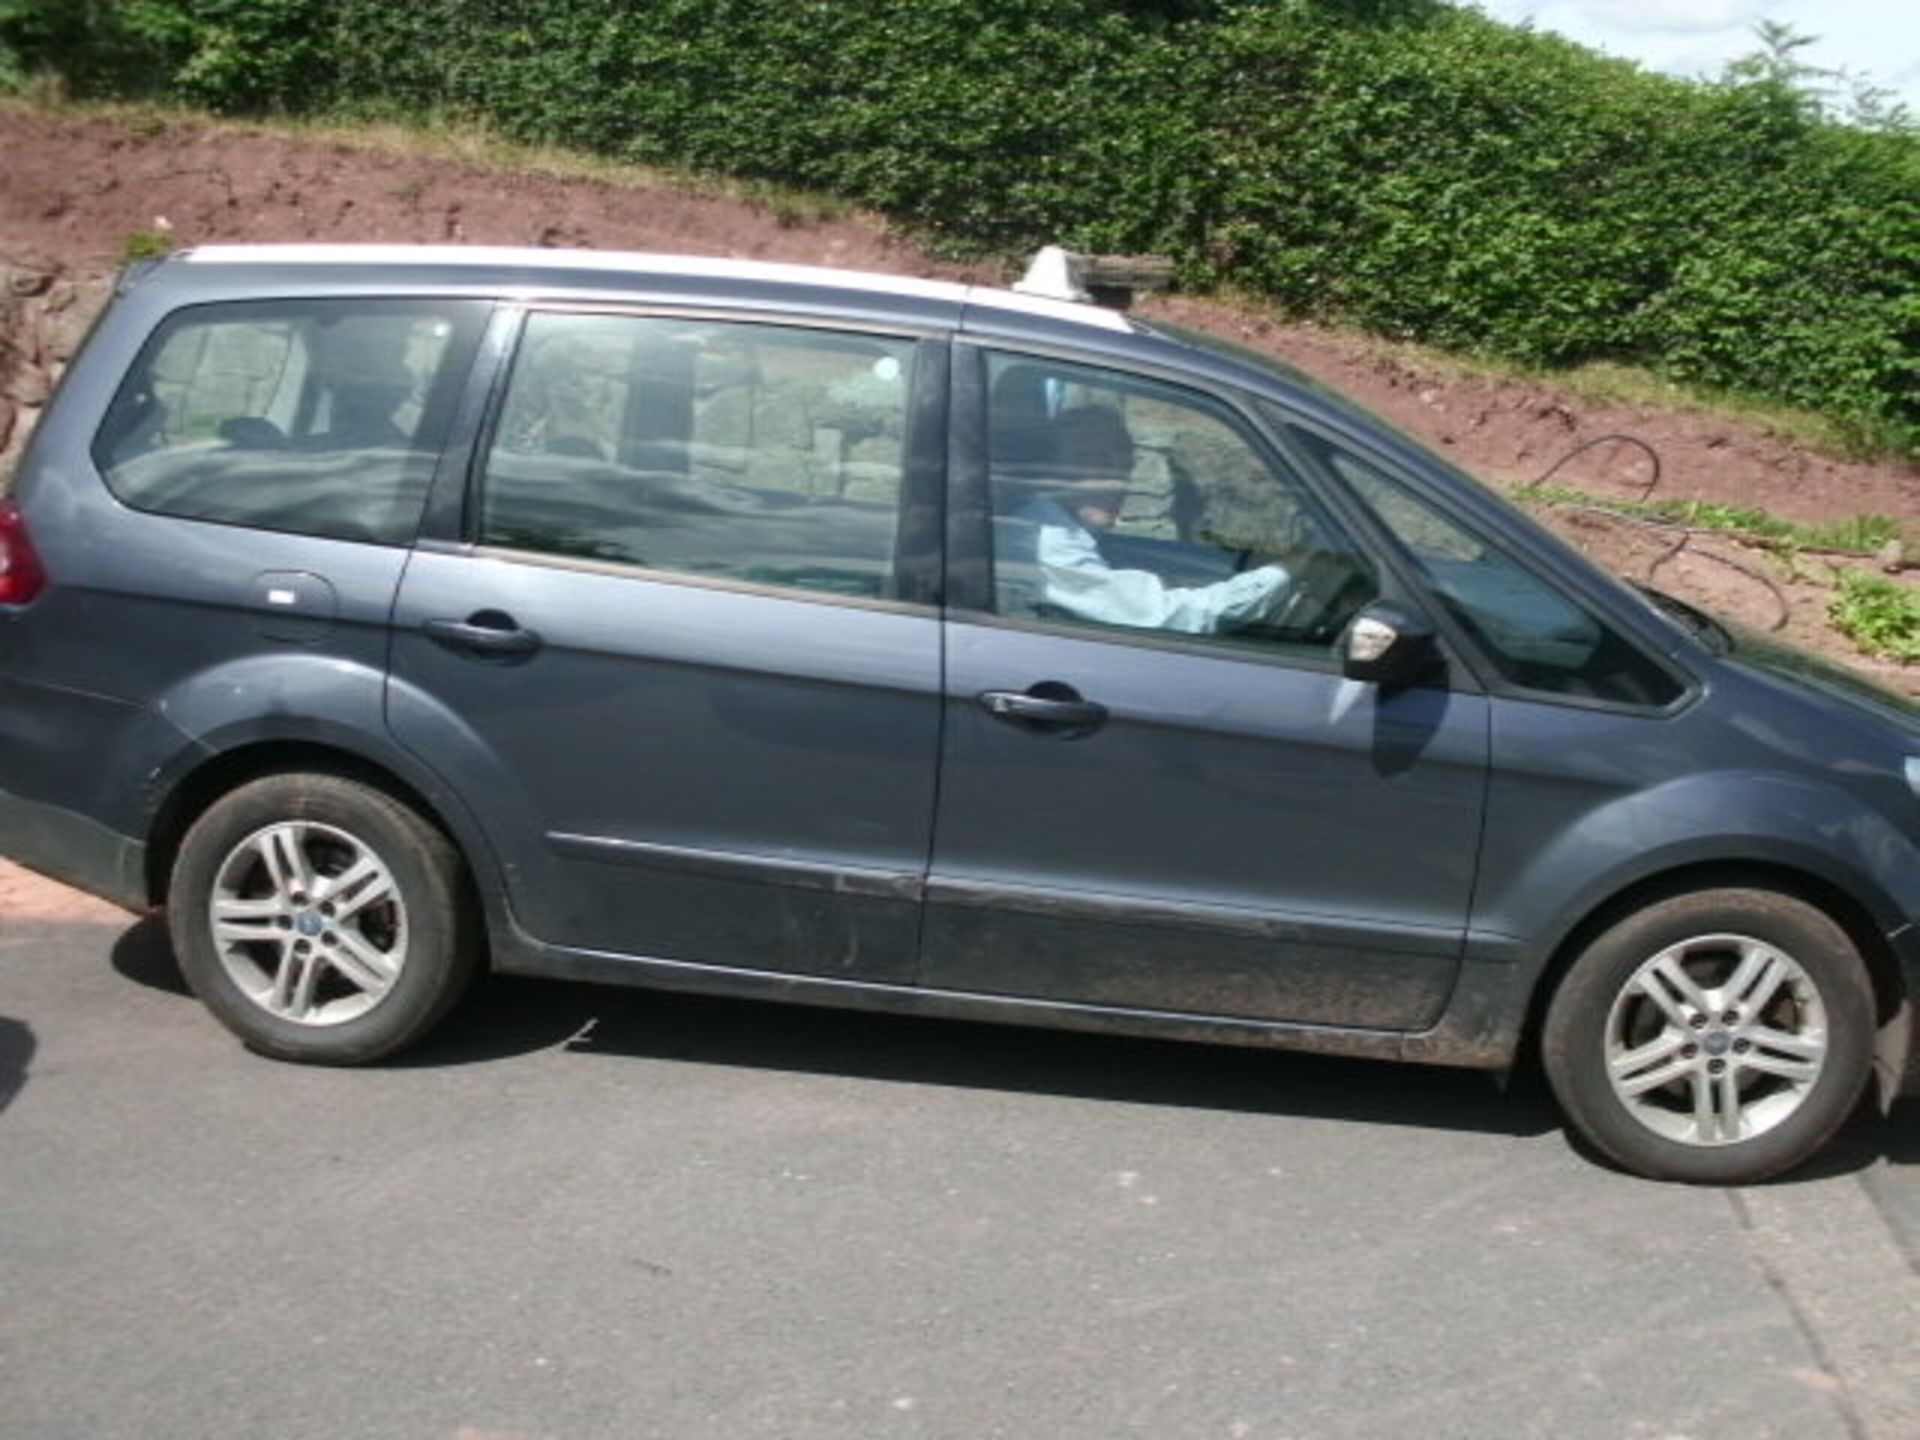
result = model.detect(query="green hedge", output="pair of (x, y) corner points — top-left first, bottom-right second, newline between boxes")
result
(9, 0), (1917, 448)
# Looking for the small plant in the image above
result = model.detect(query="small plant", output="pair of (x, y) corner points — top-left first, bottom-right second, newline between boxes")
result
(737, 179), (850, 230)
(1829, 568), (1920, 663)
(120, 228), (176, 262)
(1804, 513), (1904, 554)
(1517, 483), (1905, 559)
(123, 105), (168, 137)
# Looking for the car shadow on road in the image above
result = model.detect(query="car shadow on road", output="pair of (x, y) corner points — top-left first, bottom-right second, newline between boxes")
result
(1783, 1094), (1920, 1182)
(0, 1015), (34, 1115)
(411, 970), (1563, 1139)
(109, 916), (194, 997)
(401, 976), (1920, 1167)
(108, 917), (1920, 1166)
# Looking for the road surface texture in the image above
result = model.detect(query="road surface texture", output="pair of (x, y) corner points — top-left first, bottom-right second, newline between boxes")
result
(2, 859), (1916, 1439)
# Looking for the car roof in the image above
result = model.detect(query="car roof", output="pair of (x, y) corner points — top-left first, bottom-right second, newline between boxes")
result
(178, 243), (1134, 336)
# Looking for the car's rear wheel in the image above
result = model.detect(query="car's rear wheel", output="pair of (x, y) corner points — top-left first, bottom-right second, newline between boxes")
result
(167, 772), (478, 1064)
(1542, 887), (1874, 1184)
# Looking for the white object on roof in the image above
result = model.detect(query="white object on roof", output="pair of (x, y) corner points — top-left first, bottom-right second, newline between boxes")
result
(1011, 245), (1091, 304)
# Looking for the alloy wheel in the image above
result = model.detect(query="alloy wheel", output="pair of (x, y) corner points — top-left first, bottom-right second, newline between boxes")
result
(1604, 932), (1827, 1147)
(206, 820), (409, 1026)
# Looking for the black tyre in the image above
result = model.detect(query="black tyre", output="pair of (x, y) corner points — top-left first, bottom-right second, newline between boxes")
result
(167, 772), (479, 1064)
(1542, 887), (1874, 1184)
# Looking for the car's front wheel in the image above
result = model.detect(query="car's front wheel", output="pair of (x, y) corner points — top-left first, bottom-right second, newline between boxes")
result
(167, 772), (479, 1064)
(1542, 887), (1875, 1184)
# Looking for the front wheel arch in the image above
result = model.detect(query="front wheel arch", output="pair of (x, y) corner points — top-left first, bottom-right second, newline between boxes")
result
(1523, 860), (1906, 1071)
(1538, 878), (1886, 1181)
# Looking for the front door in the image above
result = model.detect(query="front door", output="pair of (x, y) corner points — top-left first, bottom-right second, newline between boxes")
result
(921, 350), (1488, 1028)
(387, 309), (945, 983)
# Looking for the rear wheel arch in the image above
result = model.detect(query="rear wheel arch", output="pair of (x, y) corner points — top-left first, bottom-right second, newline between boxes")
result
(143, 740), (493, 929)
(166, 769), (483, 1063)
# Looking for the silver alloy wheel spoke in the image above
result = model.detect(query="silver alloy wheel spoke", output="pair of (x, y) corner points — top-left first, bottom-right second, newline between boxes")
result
(1747, 1024), (1822, 1061)
(1709, 1068), (1745, 1143)
(1638, 957), (1708, 1025)
(211, 895), (287, 945)
(1726, 945), (1788, 1017)
(1688, 1068), (1718, 1138)
(270, 947), (318, 1017)
(209, 819), (407, 1027)
(329, 928), (397, 993)
(1605, 933), (1828, 1148)
(257, 824), (314, 900)
(1741, 1051), (1819, 1084)
(322, 857), (395, 923)
(1617, 1051), (1695, 1098)
(1610, 1030), (1688, 1093)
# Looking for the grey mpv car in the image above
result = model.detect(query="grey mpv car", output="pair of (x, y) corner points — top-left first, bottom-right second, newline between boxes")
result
(2, 244), (1916, 1183)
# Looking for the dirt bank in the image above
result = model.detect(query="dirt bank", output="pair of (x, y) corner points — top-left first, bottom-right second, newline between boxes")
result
(4, 102), (1918, 688)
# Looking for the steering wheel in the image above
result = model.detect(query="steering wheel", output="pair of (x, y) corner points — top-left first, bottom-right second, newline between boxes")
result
(1270, 549), (1362, 643)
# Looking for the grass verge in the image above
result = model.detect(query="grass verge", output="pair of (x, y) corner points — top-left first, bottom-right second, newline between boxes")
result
(1518, 482), (1906, 557)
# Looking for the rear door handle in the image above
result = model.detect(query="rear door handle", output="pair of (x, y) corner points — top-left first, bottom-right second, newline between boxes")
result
(424, 611), (542, 659)
(978, 686), (1108, 737)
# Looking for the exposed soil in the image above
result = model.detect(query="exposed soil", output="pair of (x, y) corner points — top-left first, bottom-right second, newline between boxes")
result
(3, 101), (1919, 701)
(0, 854), (120, 922)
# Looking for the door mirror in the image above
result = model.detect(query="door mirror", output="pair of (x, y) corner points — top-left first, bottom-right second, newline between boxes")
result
(1341, 601), (1437, 686)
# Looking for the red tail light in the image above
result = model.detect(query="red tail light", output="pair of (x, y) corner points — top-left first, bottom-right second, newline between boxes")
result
(0, 498), (47, 604)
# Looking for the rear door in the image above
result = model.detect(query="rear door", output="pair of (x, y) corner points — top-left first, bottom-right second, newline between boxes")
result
(387, 306), (947, 982)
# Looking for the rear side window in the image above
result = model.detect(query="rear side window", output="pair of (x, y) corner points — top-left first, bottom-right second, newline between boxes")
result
(93, 299), (487, 545)
(479, 311), (919, 600)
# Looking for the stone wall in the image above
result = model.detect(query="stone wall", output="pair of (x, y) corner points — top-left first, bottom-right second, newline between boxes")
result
(0, 259), (113, 481)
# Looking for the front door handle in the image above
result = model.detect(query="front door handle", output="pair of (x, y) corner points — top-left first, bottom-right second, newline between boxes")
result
(424, 611), (542, 659)
(978, 685), (1108, 738)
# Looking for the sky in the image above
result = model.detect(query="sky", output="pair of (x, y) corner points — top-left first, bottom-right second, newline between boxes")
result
(1469, 1), (1920, 117)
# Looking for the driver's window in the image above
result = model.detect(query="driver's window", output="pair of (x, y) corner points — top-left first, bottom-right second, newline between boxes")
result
(985, 353), (1377, 657)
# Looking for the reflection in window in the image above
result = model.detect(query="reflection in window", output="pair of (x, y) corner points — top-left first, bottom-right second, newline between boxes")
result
(482, 313), (916, 600)
(985, 352), (1376, 655)
(1293, 427), (1683, 706)
(93, 300), (485, 545)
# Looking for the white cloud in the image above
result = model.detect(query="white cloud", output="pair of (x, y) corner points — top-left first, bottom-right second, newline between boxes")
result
(1573, 0), (1761, 36)
(1472, 0), (1920, 110)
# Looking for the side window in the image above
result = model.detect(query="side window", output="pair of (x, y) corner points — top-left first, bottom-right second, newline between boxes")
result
(985, 352), (1377, 657)
(1292, 428), (1683, 707)
(481, 312), (917, 600)
(93, 299), (486, 545)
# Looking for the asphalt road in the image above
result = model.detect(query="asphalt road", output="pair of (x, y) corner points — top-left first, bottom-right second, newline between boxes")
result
(3, 870), (1917, 1440)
